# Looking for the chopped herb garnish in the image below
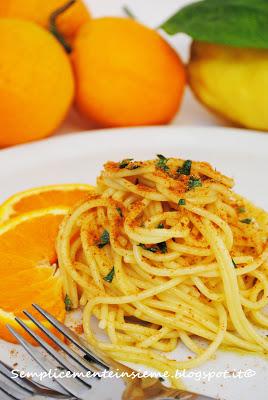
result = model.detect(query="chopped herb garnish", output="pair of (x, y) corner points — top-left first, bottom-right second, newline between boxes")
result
(64, 294), (72, 311)
(116, 207), (123, 218)
(240, 218), (252, 224)
(157, 223), (164, 229)
(158, 241), (167, 253)
(157, 154), (166, 160)
(127, 163), (140, 170)
(97, 229), (110, 248)
(178, 159), (192, 175)
(232, 259), (237, 268)
(156, 154), (169, 172)
(119, 158), (133, 169)
(138, 243), (158, 253)
(158, 377), (165, 382)
(238, 207), (246, 213)
(104, 267), (115, 283)
(178, 198), (186, 205)
(188, 176), (202, 190)
(139, 242), (167, 253)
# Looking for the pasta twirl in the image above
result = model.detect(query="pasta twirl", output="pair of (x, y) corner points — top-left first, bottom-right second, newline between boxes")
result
(57, 156), (268, 386)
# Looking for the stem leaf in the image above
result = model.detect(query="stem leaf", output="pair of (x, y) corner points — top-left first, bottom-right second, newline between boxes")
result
(161, 0), (268, 49)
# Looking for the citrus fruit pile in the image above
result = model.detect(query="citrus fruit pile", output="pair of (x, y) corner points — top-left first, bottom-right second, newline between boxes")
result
(0, 184), (93, 343)
(0, 0), (186, 147)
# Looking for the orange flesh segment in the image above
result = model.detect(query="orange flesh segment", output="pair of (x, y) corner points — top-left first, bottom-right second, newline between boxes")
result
(0, 214), (64, 264)
(0, 211), (67, 343)
(0, 252), (36, 276)
(12, 189), (91, 215)
(0, 265), (54, 289)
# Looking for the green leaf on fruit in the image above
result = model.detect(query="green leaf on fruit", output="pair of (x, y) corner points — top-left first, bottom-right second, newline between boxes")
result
(161, 0), (268, 49)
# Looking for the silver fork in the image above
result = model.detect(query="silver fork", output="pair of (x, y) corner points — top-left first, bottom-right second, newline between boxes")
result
(0, 358), (75, 400)
(5, 304), (212, 400)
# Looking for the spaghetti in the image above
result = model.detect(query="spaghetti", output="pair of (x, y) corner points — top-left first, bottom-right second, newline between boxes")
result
(57, 156), (268, 386)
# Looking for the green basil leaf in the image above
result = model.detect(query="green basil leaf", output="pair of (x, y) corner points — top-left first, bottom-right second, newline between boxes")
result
(138, 243), (158, 253)
(158, 242), (167, 254)
(97, 230), (110, 248)
(188, 176), (202, 190)
(64, 294), (72, 311)
(104, 267), (115, 283)
(161, 0), (268, 49)
(240, 218), (252, 224)
(156, 154), (169, 172)
(116, 207), (123, 218)
(178, 160), (192, 176)
(119, 158), (133, 169)
(139, 242), (167, 253)
(232, 259), (237, 268)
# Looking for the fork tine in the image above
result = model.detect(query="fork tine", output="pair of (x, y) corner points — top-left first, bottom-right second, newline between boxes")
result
(23, 310), (101, 378)
(0, 387), (18, 400)
(7, 325), (90, 400)
(0, 360), (34, 395)
(13, 317), (92, 389)
(32, 304), (108, 370)
(0, 374), (26, 400)
(0, 360), (73, 399)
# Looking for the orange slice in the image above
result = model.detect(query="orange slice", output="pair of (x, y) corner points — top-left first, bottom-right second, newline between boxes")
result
(0, 183), (94, 223)
(0, 207), (68, 344)
(0, 208), (67, 266)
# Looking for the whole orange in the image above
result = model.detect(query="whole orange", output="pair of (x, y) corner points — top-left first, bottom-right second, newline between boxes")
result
(0, 18), (74, 147)
(72, 17), (186, 127)
(0, 0), (90, 39)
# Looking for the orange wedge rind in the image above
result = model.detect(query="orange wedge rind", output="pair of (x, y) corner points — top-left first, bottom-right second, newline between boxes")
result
(0, 183), (94, 223)
(0, 206), (69, 344)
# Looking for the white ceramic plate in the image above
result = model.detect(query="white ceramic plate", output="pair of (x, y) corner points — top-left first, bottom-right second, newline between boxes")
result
(0, 126), (267, 400)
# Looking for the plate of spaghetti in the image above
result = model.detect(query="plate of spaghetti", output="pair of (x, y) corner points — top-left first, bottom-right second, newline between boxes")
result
(0, 126), (267, 400)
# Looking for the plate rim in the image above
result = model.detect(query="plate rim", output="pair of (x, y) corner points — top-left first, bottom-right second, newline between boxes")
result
(0, 124), (267, 399)
(0, 125), (267, 159)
